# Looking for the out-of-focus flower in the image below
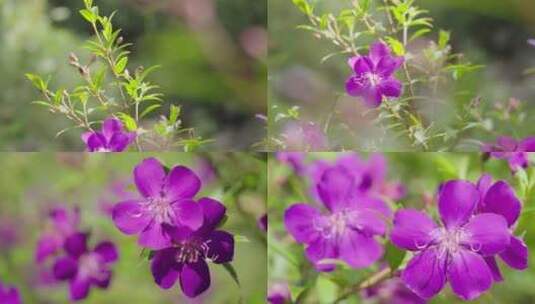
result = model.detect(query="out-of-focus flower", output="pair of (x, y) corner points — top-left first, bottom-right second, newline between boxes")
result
(194, 157), (217, 185)
(361, 277), (425, 304)
(150, 198), (234, 298)
(81, 117), (136, 152)
(267, 282), (292, 304)
(258, 213), (267, 232)
(528, 39), (535, 47)
(52, 232), (118, 301)
(309, 153), (405, 202)
(346, 42), (404, 107)
(98, 179), (137, 217)
(282, 121), (328, 151)
(285, 167), (391, 271)
(0, 218), (19, 251)
(276, 152), (306, 175)
(476, 174), (528, 281)
(482, 136), (535, 172)
(35, 206), (80, 264)
(239, 26), (267, 60)
(112, 158), (204, 250)
(391, 180), (511, 300)
(0, 281), (21, 304)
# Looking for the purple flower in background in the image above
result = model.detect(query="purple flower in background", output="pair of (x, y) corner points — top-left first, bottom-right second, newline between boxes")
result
(0, 281), (21, 304)
(0, 218), (19, 252)
(285, 167), (391, 271)
(361, 277), (425, 304)
(35, 206), (80, 264)
(194, 158), (217, 185)
(476, 174), (528, 281)
(282, 121), (328, 151)
(112, 158), (204, 250)
(98, 179), (137, 217)
(81, 117), (136, 152)
(150, 198), (234, 298)
(258, 213), (267, 232)
(276, 152), (306, 175)
(391, 180), (511, 300)
(267, 282), (292, 304)
(482, 136), (535, 172)
(346, 42), (404, 107)
(309, 153), (405, 202)
(53, 233), (118, 301)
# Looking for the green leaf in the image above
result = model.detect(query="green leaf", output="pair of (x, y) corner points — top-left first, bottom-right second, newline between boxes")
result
(25, 73), (46, 91)
(92, 68), (106, 90)
(140, 104), (161, 118)
(384, 242), (406, 271)
(169, 104), (181, 124)
(438, 30), (450, 49)
(79, 9), (95, 23)
(222, 263), (240, 287)
(117, 113), (137, 131)
(115, 57), (128, 74)
(291, 0), (313, 15)
(83, 0), (93, 9)
(234, 235), (250, 243)
(385, 37), (405, 56)
(31, 101), (51, 108)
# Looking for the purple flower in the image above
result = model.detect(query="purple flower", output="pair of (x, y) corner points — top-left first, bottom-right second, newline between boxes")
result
(258, 213), (267, 232)
(112, 158), (204, 250)
(346, 42), (404, 107)
(267, 282), (292, 304)
(194, 158), (217, 185)
(0, 281), (21, 304)
(0, 218), (19, 252)
(391, 180), (511, 300)
(284, 167), (391, 271)
(52, 233), (118, 301)
(482, 136), (535, 171)
(276, 152), (306, 175)
(150, 198), (234, 298)
(282, 121), (328, 151)
(476, 174), (528, 281)
(35, 206), (80, 264)
(98, 179), (137, 217)
(81, 117), (136, 152)
(361, 277), (425, 304)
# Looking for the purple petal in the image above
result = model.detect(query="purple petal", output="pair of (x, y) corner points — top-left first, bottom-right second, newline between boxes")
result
(339, 231), (383, 268)
(369, 42), (391, 64)
(35, 234), (61, 263)
(69, 278), (91, 301)
(108, 133), (134, 152)
(484, 256), (503, 282)
(391, 209), (437, 251)
(481, 181), (521, 226)
(508, 152), (529, 171)
(461, 213), (510, 255)
(497, 136), (518, 151)
(317, 168), (354, 211)
(438, 180), (479, 228)
(401, 247), (446, 299)
(447, 249), (492, 301)
(499, 236), (528, 270)
(86, 133), (107, 152)
(352, 56), (374, 74)
(101, 118), (123, 140)
(378, 77), (402, 98)
(138, 221), (172, 250)
(284, 204), (321, 244)
(91, 269), (112, 288)
(376, 56), (404, 77)
(179, 260), (211, 298)
(172, 200), (203, 230)
(198, 197), (227, 230)
(476, 174), (493, 200)
(165, 166), (201, 201)
(134, 158), (166, 198)
(348, 208), (387, 235)
(520, 137), (535, 151)
(206, 230), (235, 264)
(347, 56), (358, 69)
(112, 200), (151, 234)
(357, 197), (392, 219)
(53, 256), (78, 280)
(94, 241), (118, 264)
(362, 87), (383, 108)
(151, 248), (180, 289)
(345, 76), (367, 97)
(305, 237), (337, 272)
(64, 233), (88, 258)
(81, 132), (92, 144)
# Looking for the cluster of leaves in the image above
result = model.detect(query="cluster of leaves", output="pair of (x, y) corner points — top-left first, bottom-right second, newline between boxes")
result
(26, 0), (208, 151)
(284, 0), (492, 151)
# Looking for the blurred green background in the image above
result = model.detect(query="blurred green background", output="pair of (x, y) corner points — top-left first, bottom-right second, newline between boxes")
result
(0, 152), (267, 303)
(269, 0), (535, 150)
(268, 152), (535, 303)
(0, 0), (266, 151)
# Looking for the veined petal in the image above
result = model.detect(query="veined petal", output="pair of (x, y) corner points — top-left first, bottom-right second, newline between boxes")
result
(284, 204), (321, 244)
(362, 86), (383, 108)
(134, 158), (166, 198)
(348, 208), (387, 236)
(305, 237), (337, 272)
(205, 230), (235, 264)
(476, 174), (493, 201)
(481, 181), (521, 226)
(461, 213), (510, 255)
(165, 166), (201, 201)
(317, 167), (355, 211)
(86, 133), (107, 152)
(345, 76), (368, 97)
(376, 56), (404, 77)
(499, 236), (528, 270)
(391, 209), (437, 251)
(484, 256), (503, 282)
(172, 200), (203, 231)
(198, 197), (226, 230)
(438, 180), (479, 228)
(352, 56), (374, 74)
(401, 247), (447, 299)
(108, 133), (133, 152)
(138, 221), (172, 250)
(112, 200), (151, 234)
(101, 117), (123, 140)
(378, 77), (402, 98)
(151, 248), (180, 289)
(369, 42), (391, 64)
(339, 231), (383, 268)
(447, 249), (492, 301)
(179, 260), (211, 298)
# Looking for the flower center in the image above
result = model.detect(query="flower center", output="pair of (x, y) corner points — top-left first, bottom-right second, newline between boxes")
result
(428, 227), (469, 257)
(365, 72), (381, 87)
(314, 211), (352, 239)
(174, 239), (217, 264)
(144, 196), (174, 224)
(95, 147), (112, 152)
(78, 253), (105, 280)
